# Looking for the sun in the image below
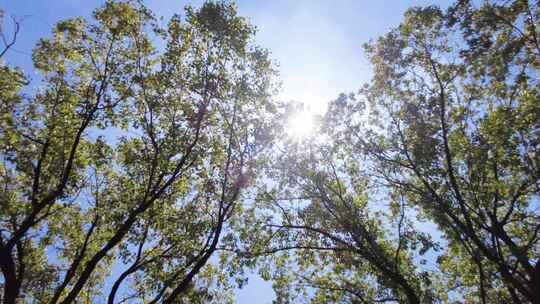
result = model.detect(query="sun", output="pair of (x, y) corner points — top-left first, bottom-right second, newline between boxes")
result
(286, 109), (316, 139)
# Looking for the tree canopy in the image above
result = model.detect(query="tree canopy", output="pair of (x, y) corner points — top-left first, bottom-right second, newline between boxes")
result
(0, 0), (539, 304)
(0, 1), (278, 303)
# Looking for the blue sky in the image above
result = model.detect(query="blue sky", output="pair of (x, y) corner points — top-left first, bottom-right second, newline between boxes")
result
(0, 0), (451, 302)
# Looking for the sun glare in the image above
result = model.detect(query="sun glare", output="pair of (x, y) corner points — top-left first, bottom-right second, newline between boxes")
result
(287, 110), (316, 139)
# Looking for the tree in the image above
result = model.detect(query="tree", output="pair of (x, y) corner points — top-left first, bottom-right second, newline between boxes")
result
(250, 145), (436, 304)
(252, 0), (540, 303)
(2, 0), (539, 303)
(0, 1), (278, 303)
(356, 1), (540, 302)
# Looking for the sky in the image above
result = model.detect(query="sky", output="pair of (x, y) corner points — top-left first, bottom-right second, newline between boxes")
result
(0, 0), (451, 302)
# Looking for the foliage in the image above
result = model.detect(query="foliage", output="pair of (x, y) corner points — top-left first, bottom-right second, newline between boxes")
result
(249, 1), (540, 303)
(1, 0), (539, 304)
(0, 1), (278, 303)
